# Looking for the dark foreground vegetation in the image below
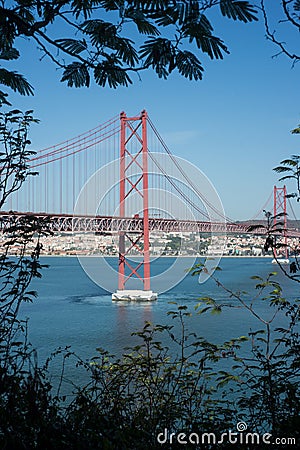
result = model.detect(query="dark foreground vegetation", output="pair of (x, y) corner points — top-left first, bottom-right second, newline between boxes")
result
(0, 112), (300, 449)
(1, 1), (300, 448)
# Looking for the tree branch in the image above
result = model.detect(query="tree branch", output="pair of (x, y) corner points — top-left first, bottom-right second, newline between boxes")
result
(282, 0), (300, 30)
(261, 0), (300, 63)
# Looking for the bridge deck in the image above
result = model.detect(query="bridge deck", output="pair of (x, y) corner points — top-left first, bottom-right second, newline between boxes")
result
(0, 211), (267, 234)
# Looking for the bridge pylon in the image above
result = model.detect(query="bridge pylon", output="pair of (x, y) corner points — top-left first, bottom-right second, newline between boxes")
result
(273, 185), (289, 262)
(112, 110), (157, 301)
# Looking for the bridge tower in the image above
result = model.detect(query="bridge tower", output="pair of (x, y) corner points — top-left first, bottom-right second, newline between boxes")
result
(273, 185), (289, 261)
(112, 110), (157, 301)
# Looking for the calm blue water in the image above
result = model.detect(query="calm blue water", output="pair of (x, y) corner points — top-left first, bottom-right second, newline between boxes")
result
(19, 257), (298, 364)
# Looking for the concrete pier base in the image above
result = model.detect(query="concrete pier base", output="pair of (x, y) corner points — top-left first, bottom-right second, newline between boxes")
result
(272, 258), (290, 264)
(112, 290), (158, 302)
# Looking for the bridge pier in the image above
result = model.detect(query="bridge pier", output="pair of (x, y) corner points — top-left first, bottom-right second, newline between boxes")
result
(272, 185), (289, 264)
(112, 110), (157, 302)
(112, 289), (158, 302)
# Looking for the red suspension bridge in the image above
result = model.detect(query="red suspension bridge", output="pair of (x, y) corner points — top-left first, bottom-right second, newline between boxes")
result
(0, 110), (298, 300)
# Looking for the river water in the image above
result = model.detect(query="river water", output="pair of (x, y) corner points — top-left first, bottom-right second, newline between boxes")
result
(19, 256), (298, 389)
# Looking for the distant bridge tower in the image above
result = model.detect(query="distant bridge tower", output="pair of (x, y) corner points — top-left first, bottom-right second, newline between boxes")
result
(112, 110), (157, 301)
(273, 185), (289, 261)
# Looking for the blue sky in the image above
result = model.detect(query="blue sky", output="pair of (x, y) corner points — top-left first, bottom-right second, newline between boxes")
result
(7, 2), (300, 221)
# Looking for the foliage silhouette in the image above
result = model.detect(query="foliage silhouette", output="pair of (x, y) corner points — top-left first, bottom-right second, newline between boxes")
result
(0, 108), (54, 449)
(1, 63), (300, 450)
(261, 0), (300, 66)
(0, 0), (258, 100)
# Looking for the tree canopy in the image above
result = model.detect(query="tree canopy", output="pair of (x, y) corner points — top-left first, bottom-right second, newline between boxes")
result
(0, 0), (258, 103)
(261, 1), (300, 65)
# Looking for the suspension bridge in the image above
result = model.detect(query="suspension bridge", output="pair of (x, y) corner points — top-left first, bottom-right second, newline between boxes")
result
(0, 110), (298, 300)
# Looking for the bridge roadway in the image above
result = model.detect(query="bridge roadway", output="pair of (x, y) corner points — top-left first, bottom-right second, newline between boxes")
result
(0, 211), (276, 235)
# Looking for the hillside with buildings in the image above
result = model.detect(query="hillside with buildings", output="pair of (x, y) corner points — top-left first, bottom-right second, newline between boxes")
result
(2, 231), (298, 258)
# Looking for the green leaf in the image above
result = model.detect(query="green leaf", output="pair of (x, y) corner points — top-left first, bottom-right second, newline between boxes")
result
(115, 38), (139, 66)
(61, 62), (90, 87)
(98, 0), (120, 11)
(220, 1), (258, 23)
(0, 19), (17, 51)
(178, 305), (188, 310)
(211, 306), (222, 315)
(139, 38), (174, 78)
(125, 9), (160, 35)
(25, 290), (38, 297)
(183, 14), (229, 60)
(177, 0), (202, 24)
(248, 329), (265, 336)
(278, 175), (296, 182)
(131, 1), (170, 12)
(175, 50), (203, 80)
(0, 90), (11, 105)
(197, 306), (211, 315)
(153, 1), (202, 27)
(55, 38), (87, 55)
(154, 9), (176, 27)
(0, 69), (34, 96)
(94, 62), (132, 88)
(71, 0), (95, 19)
(238, 336), (249, 341)
(279, 158), (299, 166)
(286, 193), (297, 198)
(82, 20), (118, 48)
(273, 166), (293, 173)
(247, 224), (265, 232)
(0, 48), (20, 60)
